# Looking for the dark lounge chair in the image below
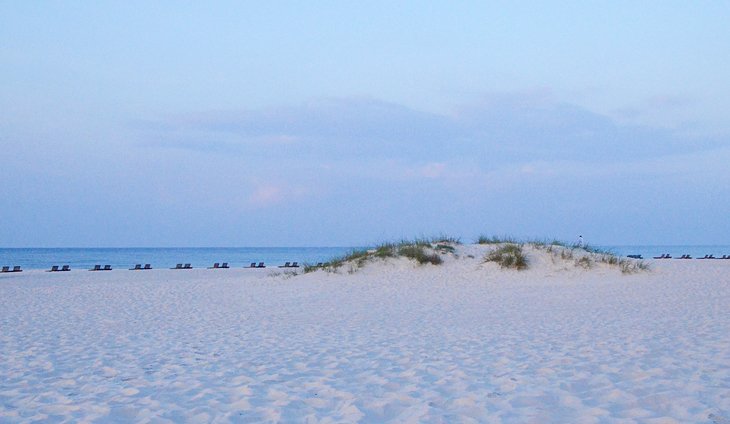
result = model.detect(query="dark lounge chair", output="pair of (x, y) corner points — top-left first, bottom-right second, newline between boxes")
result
(209, 263), (220, 269)
(61, 265), (70, 271)
(698, 255), (710, 259)
(248, 262), (257, 268)
(130, 264), (142, 270)
(279, 262), (291, 268)
(103, 265), (112, 271)
(1, 266), (8, 273)
(90, 265), (102, 271)
(183, 263), (192, 269)
(291, 262), (299, 268)
(144, 264), (152, 269)
(627, 254), (643, 259)
(653, 254), (671, 259)
(48, 265), (59, 272)
(221, 262), (229, 268)
(257, 262), (265, 268)
(171, 264), (183, 269)
(12, 266), (21, 272)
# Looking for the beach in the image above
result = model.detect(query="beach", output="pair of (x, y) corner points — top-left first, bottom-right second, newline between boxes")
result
(1, 244), (729, 423)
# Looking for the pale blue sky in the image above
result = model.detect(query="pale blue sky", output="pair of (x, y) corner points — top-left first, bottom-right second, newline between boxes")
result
(2, 1), (729, 246)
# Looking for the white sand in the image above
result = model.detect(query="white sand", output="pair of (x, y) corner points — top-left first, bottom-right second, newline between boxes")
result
(1, 245), (729, 423)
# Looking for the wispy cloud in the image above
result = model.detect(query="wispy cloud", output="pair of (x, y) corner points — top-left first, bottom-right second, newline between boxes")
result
(138, 95), (727, 166)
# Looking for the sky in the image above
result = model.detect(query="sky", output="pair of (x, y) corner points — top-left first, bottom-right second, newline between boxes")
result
(2, 1), (729, 247)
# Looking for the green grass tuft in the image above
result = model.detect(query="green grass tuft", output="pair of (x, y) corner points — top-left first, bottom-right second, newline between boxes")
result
(398, 245), (443, 265)
(485, 244), (528, 270)
(477, 235), (518, 245)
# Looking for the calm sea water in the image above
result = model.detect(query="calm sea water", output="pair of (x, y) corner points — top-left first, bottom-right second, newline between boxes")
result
(2, 245), (729, 270)
(0, 247), (359, 270)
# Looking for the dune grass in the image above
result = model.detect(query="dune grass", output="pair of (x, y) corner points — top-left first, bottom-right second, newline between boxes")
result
(304, 237), (457, 273)
(484, 244), (528, 270)
(398, 245), (443, 265)
(304, 235), (648, 275)
(477, 235), (648, 274)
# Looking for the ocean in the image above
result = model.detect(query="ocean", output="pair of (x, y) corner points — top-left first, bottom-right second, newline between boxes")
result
(1, 245), (729, 270)
(0, 247), (358, 271)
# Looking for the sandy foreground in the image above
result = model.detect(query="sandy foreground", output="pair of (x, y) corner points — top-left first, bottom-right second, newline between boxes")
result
(1, 245), (729, 423)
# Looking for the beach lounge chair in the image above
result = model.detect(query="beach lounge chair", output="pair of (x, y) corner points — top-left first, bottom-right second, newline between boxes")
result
(291, 262), (299, 268)
(171, 264), (183, 269)
(61, 265), (70, 271)
(130, 264), (142, 270)
(248, 262), (257, 268)
(698, 255), (710, 259)
(144, 264), (152, 269)
(103, 265), (112, 271)
(48, 265), (59, 272)
(257, 262), (265, 268)
(90, 265), (101, 271)
(652, 254), (666, 259)
(1, 266), (8, 273)
(183, 263), (192, 269)
(627, 254), (642, 259)
(221, 262), (229, 268)
(11, 266), (21, 272)
(209, 263), (220, 269)
(279, 262), (291, 268)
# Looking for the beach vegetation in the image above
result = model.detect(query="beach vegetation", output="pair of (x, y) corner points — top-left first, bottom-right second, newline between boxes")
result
(398, 245), (443, 265)
(302, 235), (648, 276)
(575, 256), (593, 269)
(374, 243), (397, 258)
(485, 244), (528, 270)
(619, 258), (650, 274)
(435, 244), (456, 253)
(303, 239), (451, 273)
(477, 235), (518, 245)
(430, 235), (462, 244)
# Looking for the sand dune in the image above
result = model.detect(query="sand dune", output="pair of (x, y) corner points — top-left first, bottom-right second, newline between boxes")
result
(1, 244), (729, 422)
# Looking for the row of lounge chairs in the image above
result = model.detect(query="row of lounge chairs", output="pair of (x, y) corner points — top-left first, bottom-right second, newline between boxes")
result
(90, 265), (113, 271)
(1, 266), (22, 273)
(36, 262), (300, 272)
(650, 254), (730, 259)
(48, 265), (71, 272)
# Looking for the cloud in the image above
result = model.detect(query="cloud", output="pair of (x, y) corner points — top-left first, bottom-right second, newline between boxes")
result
(247, 182), (311, 208)
(137, 95), (728, 168)
(6, 93), (730, 246)
(248, 184), (284, 207)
